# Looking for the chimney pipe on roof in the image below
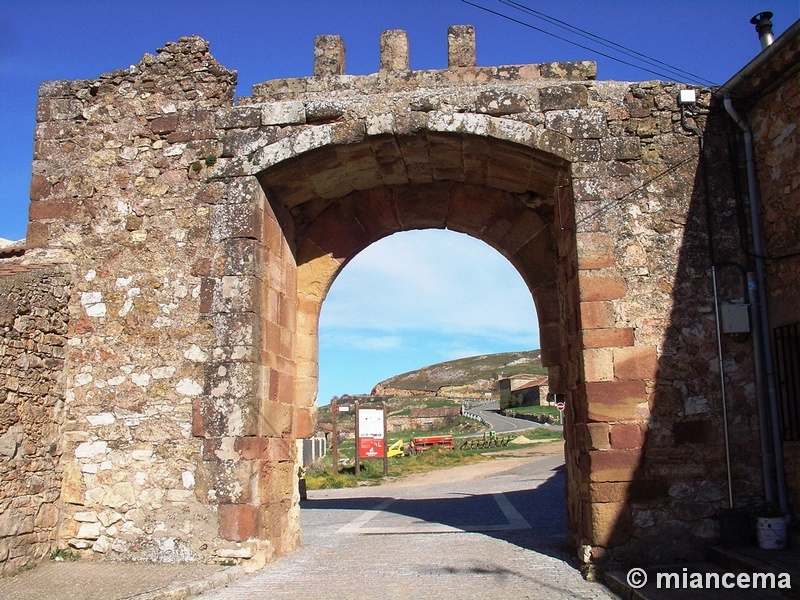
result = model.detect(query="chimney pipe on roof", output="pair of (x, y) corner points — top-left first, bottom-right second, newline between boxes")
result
(751, 11), (775, 50)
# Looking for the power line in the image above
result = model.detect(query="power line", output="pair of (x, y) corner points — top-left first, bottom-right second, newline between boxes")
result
(498, 0), (718, 86)
(459, 0), (718, 86)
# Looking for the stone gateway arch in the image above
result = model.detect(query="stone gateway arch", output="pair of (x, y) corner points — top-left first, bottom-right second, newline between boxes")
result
(1, 26), (766, 572)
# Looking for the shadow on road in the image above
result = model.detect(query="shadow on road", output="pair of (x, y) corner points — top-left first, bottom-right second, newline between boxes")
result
(301, 461), (573, 563)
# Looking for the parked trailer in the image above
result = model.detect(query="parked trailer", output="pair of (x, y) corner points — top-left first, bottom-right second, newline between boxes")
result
(412, 435), (455, 453)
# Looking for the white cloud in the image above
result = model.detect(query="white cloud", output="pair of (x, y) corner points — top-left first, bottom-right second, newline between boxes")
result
(324, 332), (403, 351)
(316, 229), (541, 403)
(320, 229), (539, 343)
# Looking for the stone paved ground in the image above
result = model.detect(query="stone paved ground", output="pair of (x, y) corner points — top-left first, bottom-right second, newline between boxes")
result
(198, 446), (619, 600)
(0, 560), (236, 600)
(0, 446), (620, 600)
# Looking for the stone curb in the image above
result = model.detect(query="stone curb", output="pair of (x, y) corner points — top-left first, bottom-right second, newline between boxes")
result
(601, 570), (647, 600)
(130, 566), (247, 600)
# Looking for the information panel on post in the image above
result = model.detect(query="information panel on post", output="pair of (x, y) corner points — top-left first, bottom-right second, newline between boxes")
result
(357, 408), (385, 459)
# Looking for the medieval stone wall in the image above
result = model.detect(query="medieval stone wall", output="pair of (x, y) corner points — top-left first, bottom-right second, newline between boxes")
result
(0, 264), (69, 574)
(24, 37), (301, 566)
(750, 67), (800, 531)
(751, 71), (800, 328)
(9, 25), (769, 572)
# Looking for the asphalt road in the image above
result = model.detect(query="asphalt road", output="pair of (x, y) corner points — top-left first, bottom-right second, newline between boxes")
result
(472, 401), (563, 434)
(197, 447), (617, 600)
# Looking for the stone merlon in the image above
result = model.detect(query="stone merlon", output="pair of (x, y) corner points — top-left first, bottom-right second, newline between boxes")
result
(249, 25), (596, 102)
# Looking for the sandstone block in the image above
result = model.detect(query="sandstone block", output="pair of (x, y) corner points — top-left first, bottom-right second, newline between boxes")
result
(609, 422), (646, 450)
(219, 504), (259, 542)
(195, 459), (256, 505)
(582, 327), (635, 349)
(545, 109), (607, 140)
(580, 301), (615, 329)
(192, 398), (205, 437)
(150, 114), (178, 134)
(34, 504), (60, 529)
(582, 422), (610, 451)
(578, 275), (627, 302)
(233, 436), (292, 462)
(587, 482), (630, 503)
(28, 200), (77, 221)
(216, 106), (262, 130)
(584, 448), (644, 483)
(536, 129), (572, 159)
(613, 346), (659, 381)
(583, 348), (613, 382)
(576, 233), (615, 269)
(476, 90), (528, 116)
(295, 407), (316, 439)
(211, 202), (263, 243)
(572, 139), (601, 162)
(258, 461), (296, 501)
(589, 501), (632, 547)
(24, 220), (50, 249)
(29, 175), (52, 201)
(584, 380), (647, 422)
(258, 401), (294, 439)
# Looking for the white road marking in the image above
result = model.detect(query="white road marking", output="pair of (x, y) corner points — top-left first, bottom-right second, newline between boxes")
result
(336, 493), (531, 534)
(336, 498), (396, 533)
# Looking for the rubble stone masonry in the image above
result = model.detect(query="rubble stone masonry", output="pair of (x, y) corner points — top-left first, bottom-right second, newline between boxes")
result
(749, 57), (800, 533)
(0, 264), (70, 574)
(2, 25), (769, 571)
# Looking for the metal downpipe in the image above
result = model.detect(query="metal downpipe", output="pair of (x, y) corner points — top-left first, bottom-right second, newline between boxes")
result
(723, 94), (789, 515)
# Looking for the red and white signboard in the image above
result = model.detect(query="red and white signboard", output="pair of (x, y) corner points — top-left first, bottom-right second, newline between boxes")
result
(556, 401), (566, 412)
(357, 408), (385, 459)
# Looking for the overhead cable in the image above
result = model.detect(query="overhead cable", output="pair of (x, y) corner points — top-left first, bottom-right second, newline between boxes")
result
(460, 0), (719, 86)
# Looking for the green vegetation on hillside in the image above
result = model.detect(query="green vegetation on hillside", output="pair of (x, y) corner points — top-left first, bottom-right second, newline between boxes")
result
(375, 349), (545, 393)
(317, 395), (472, 423)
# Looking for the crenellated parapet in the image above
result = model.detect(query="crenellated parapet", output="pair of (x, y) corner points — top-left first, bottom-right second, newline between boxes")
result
(246, 25), (595, 103)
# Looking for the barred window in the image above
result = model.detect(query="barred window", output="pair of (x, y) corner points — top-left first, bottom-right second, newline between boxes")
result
(773, 323), (800, 441)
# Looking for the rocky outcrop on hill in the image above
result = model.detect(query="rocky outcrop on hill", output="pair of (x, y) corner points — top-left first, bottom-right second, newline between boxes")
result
(371, 350), (543, 397)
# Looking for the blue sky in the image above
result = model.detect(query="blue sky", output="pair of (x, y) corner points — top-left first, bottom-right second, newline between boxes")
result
(1, 1), (797, 403)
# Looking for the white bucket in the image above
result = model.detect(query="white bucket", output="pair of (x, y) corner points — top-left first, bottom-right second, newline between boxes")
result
(756, 516), (788, 550)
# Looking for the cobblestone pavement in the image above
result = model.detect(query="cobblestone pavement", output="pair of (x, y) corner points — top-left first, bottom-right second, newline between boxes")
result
(0, 560), (237, 600)
(199, 450), (619, 600)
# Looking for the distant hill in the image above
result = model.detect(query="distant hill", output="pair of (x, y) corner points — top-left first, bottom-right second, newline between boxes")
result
(371, 349), (545, 396)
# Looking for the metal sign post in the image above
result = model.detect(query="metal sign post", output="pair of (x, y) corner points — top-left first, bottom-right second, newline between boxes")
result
(383, 401), (388, 476)
(331, 399), (338, 476)
(556, 397), (565, 426)
(354, 401), (360, 477)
